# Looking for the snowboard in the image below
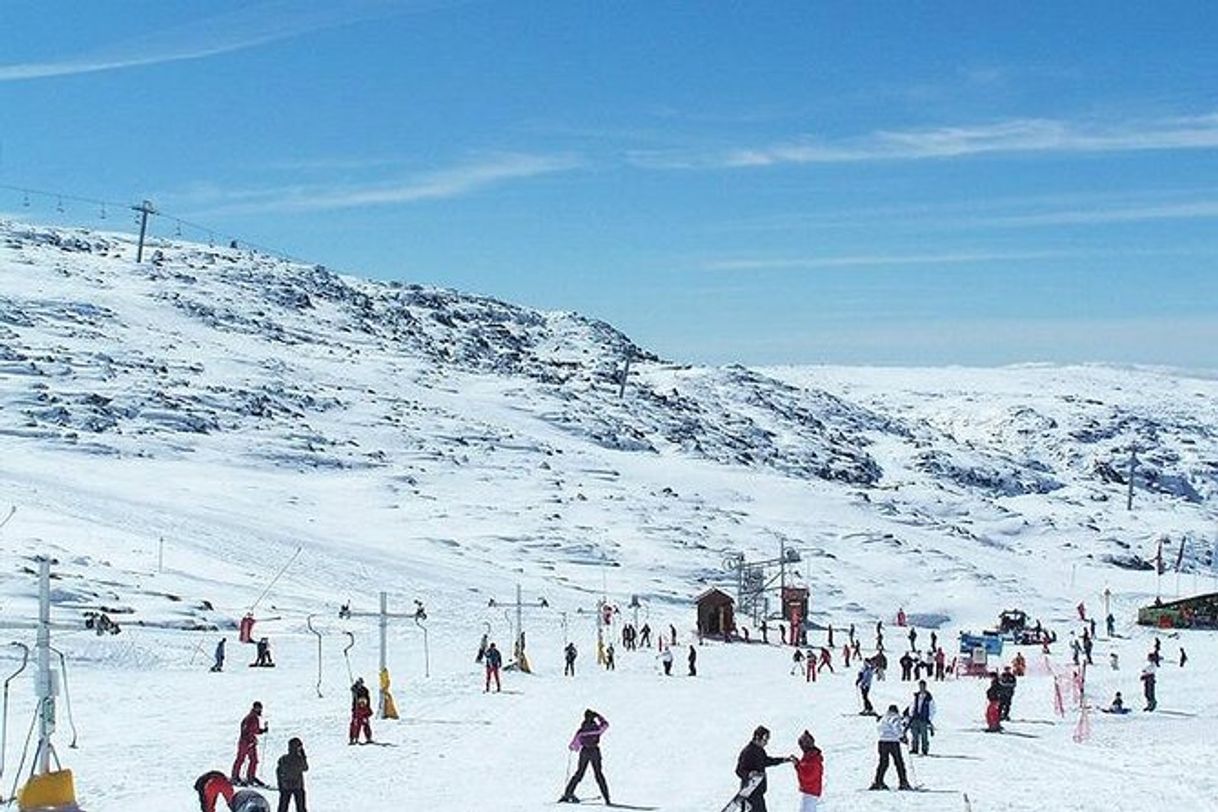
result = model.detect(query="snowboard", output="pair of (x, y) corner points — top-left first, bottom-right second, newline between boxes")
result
(718, 771), (763, 812)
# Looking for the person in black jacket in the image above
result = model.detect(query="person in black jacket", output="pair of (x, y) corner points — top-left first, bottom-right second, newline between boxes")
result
(688, 645), (697, 676)
(735, 726), (796, 812)
(275, 737), (308, 812)
(997, 667), (1017, 721)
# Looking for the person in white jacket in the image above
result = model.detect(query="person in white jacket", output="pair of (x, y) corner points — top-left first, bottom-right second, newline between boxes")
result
(869, 705), (912, 791)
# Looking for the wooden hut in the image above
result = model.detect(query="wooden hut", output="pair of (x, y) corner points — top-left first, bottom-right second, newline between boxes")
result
(696, 588), (735, 637)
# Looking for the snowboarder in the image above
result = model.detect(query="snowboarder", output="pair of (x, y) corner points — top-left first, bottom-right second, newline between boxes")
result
(1141, 658), (1157, 711)
(985, 675), (1003, 732)
(870, 705), (912, 791)
(906, 680), (935, 756)
(231, 701), (269, 786)
(735, 725), (795, 812)
(605, 643), (616, 671)
(997, 666), (1017, 721)
(559, 710), (611, 804)
(660, 645), (674, 675)
(484, 642), (502, 692)
(793, 730), (823, 812)
(564, 642), (577, 676)
(688, 644), (697, 676)
(211, 638), (226, 673)
(1107, 692), (1129, 714)
(275, 737), (308, 812)
(251, 637), (274, 668)
(856, 659), (876, 715)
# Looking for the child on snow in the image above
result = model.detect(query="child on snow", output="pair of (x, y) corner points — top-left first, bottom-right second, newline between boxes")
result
(350, 696), (374, 744)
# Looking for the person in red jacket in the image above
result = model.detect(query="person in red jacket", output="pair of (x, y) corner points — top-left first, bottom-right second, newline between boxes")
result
(350, 695), (374, 744)
(793, 730), (823, 812)
(232, 701), (269, 786)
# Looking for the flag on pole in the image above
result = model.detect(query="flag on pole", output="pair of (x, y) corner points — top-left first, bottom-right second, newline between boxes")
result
(1155, 538), (1165, 575)
(1175, 536), (1188, 572)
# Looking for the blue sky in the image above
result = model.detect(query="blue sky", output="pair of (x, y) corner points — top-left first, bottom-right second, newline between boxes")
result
(1, 1), (1216, 367)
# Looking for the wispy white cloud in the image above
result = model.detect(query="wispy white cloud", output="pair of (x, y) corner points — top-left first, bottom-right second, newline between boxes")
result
(975, 200), (1218, 227)
(629, 113), (1218, 169)
(0, 0), (426, 82)
(176, 152), (583, 216)
(700, 249), (1089, 272)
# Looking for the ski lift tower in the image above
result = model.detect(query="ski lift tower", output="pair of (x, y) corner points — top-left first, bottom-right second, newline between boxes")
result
(724, 540), (803, 628)
(488, 584), (549, 672)
(338, 593), (428, 719)
(9, 557), (81, 811)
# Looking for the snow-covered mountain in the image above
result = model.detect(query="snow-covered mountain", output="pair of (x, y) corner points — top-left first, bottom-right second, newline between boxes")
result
(1, 219), (1217, 811)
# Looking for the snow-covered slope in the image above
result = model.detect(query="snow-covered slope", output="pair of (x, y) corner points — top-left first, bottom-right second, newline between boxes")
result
(1, 220), (1216, 811)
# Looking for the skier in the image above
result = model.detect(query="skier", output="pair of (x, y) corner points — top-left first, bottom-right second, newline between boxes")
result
(929, 631), (937, 652)
(869, 705), (912, 791)
(856, 659), (876, 715)
(997, 666), (1017, 721)
(899, 651), (914, 682)
(660, 645), (674, 675)
(735, 725), (795, 812)
(906, 680), (935, 756)
(907, 627), (917, 651)
(350, 696), (373, 744)
(827, 624), (835, 648)
(670, 623), (678, 646)
(1012, 651), (1027, 677)
(211, 638), (226, 673)
(1070, 636), (1082, 666)
(933, 647), (946, 681)
(817, 646), (833, 674)
(1141, 658), (1158, 711)
(1076, 602), (1086, 621)
(790, 648), (805, 676)
(1106, 612), (1115, 638)
(842, 643), (852, 669)
(1179, 647), (1188, 667)
(559, 709), (611, 804)
(350, 677), (370, 710)
(873, 650), (888, 681)
(1082, 629), (1094, 665)
(640, 623), (651, 647)
(688, 644), (697, 677)
(605, 643), (616, 671)
(1110, 651), (1120, 670)
(985, 675), (1003, 732)
(761, 619), (769, 644)
(848, 623), (856, 645)
(1150, 637), (1163, 666)
(275, 737), (308, 812)
(896, 608), (906, 627)
(484, 642), (502, 692)
(231, 701), (269, 786)
(793, 730), (823, 812)
(564, 642), (577, 676)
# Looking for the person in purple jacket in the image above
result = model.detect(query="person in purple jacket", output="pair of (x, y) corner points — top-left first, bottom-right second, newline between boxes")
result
(559, 709), (611, 804)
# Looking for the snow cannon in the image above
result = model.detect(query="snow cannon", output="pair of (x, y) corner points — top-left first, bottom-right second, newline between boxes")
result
(17, 768), (79, 812)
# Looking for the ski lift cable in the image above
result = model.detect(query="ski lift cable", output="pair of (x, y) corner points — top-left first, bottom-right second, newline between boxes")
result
(0, 643), (30, 792)
(48, 648), (78, 749)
